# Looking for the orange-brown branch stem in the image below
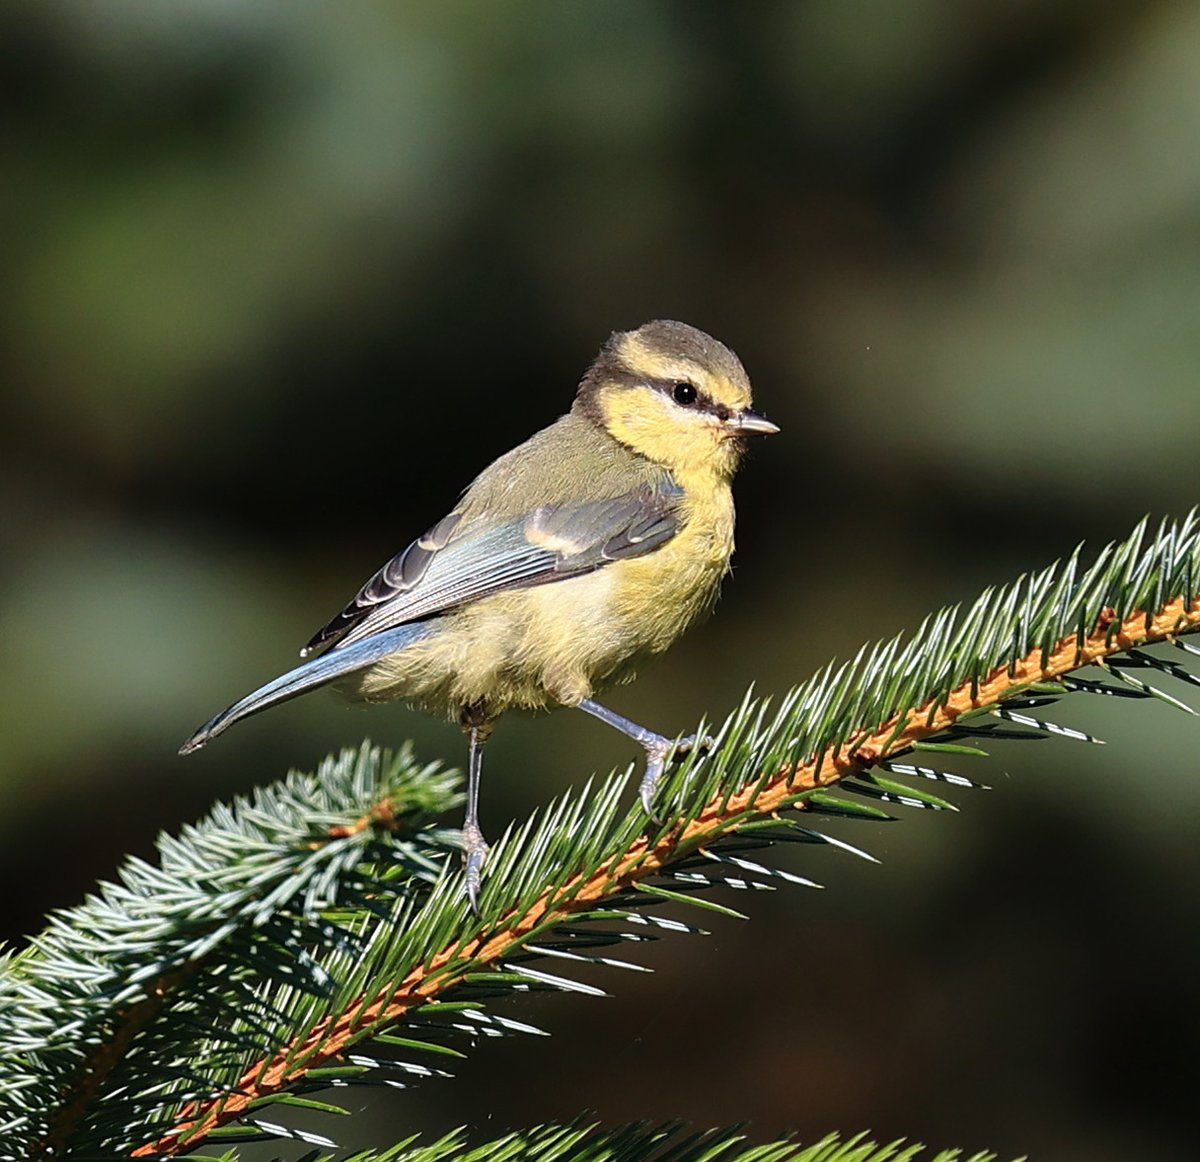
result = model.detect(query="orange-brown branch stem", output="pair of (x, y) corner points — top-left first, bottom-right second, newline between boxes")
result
(133, 596), (1200, 1157)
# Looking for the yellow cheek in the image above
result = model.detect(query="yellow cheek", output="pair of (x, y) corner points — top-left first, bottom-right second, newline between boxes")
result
(602, 393), (736, 481)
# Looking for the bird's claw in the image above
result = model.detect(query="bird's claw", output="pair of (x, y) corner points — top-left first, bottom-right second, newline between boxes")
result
(673, 733), (714, 759)
(462, 821), (489, 915)
(638, 732), (715, 821)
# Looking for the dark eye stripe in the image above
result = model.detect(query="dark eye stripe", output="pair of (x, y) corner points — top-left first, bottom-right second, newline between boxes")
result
(650, 377), (723, 416)
(605, 366), (731, 418)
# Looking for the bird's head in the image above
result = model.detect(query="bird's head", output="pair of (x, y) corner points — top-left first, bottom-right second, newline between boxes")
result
(574, 320), (778, 480)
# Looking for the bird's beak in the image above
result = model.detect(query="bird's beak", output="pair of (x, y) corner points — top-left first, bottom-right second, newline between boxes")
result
(728, 407), (780, 436)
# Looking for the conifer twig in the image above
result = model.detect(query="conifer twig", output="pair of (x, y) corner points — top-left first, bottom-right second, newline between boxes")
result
(136, 592), (1200, 1155)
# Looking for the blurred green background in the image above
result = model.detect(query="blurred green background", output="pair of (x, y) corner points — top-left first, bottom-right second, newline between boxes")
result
(3, 2), (1199, 1158)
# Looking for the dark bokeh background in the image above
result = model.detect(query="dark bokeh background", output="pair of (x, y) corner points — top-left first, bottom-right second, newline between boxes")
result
(3, 3), (1199, 1159)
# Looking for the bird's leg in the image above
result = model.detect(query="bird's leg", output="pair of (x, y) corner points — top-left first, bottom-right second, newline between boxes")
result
(576, 698), (712, 819)
(460, 709), (494, 912)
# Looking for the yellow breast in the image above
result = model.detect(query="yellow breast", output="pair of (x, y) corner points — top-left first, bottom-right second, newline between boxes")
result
(611, 480), (735, 654)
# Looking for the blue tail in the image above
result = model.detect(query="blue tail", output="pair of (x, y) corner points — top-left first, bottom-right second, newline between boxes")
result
(179, 621), (434, 754)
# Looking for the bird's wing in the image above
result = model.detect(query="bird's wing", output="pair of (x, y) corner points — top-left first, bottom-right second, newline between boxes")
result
(302, 480), (684, 655)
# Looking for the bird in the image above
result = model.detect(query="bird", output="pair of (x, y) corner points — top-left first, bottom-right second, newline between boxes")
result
(180, 320), (778, 906)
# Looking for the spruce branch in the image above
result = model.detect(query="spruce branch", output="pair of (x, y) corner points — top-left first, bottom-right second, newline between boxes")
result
(0, 745), (462, 1159)
(2, 510), (1198, 1158)
(200, 1120), (1016, 1162)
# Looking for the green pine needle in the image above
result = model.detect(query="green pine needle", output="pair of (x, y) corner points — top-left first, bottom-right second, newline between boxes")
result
(182, 1121), (1018, 1162)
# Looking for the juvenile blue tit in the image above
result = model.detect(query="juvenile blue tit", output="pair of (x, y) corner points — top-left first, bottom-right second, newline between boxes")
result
(181, 320), (778, 904)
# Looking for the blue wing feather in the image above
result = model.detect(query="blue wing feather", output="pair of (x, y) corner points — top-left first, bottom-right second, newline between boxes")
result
(307, 481), (684, 653)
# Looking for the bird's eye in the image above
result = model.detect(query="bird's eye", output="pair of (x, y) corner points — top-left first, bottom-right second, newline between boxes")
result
(672, 382), (698, 406)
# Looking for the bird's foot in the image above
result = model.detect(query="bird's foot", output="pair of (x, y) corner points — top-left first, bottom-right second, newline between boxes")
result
(462, 820), (490, 915)
(673, 732), (715, 759)
(638, 732), (715, 820)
